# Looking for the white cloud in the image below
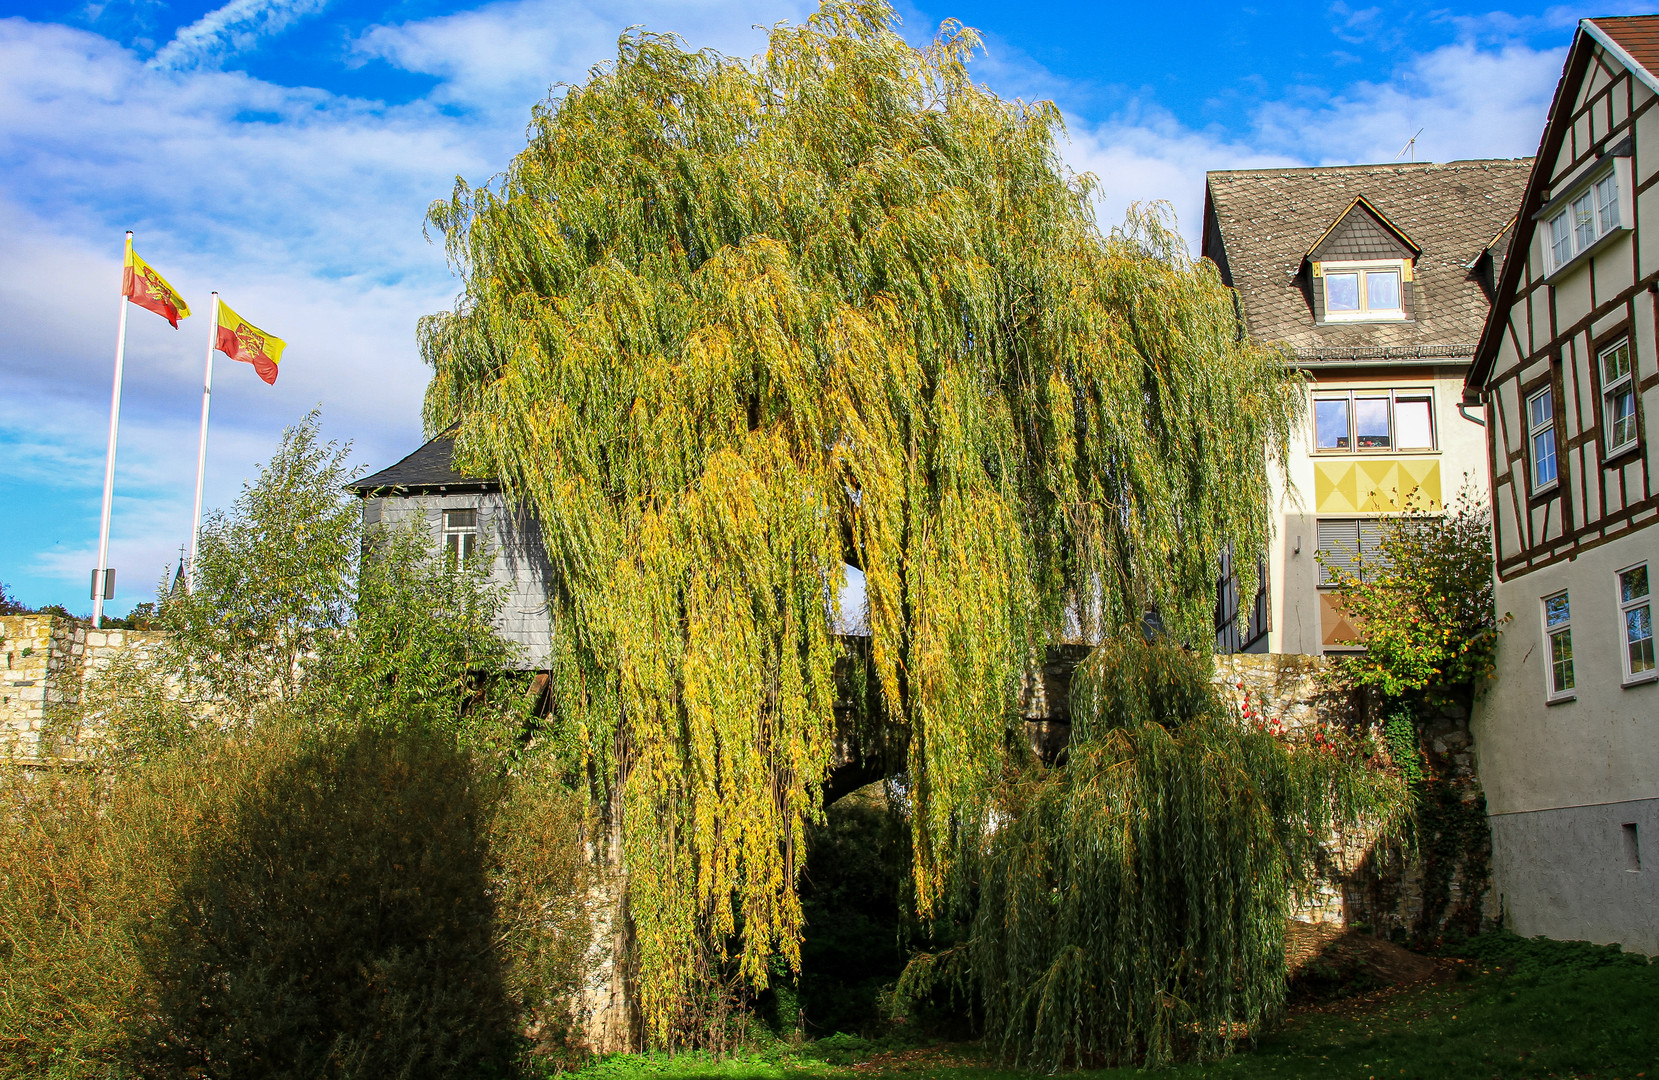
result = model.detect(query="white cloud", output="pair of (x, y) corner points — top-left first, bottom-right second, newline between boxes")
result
(356, 0), (810, 112)
(1059, 108), (1300, 250)
(150, 0), (330, 70)
(1255, 40), (1565, 166)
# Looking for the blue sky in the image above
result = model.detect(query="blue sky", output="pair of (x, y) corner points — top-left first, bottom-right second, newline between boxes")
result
(0, 0), (1625, 613)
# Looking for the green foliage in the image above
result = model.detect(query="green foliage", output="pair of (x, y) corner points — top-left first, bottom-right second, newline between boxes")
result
(98, 602), (160, 631)
(1410, 781), (1493, 941)
(1321, 487), (1505, 699)
(897, 641), (1407, 1070)
(311, 520), (525, 742)
(0, 581), (28, 616)
(1448, 930), (1652, 980)
(0, 715), (593, 1080)
(797, 786), (909, 1038)
(75, 652), (204, 767)
(158, 411), (361, 718)
(1381, 705), (1421, 785)
(419, 0), (1303, 1038)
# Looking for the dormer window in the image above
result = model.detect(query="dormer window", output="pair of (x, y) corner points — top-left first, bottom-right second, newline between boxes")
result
(1541, 161), (1631, 278)
(1318, 260), (1408, 322)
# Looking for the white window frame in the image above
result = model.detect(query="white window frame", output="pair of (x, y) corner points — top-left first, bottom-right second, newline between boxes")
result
(1542, 160), (1633, 279)
(1542, 590), (1576, 703)
(1527, 386), (1558, 493)
(1617, 562), (1656, 685)
(1311, 388), (1437, 454)
(1315, 259), (1410, 323)
(443, 507), (480, 562)
(1600, 337), (1639, 458)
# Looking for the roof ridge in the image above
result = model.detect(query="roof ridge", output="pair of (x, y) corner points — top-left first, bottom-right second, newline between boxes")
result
(1208, 158), (1532, 179)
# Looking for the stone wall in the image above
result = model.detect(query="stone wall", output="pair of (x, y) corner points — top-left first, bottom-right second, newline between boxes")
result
(0, 615), (173, 762)
(1213, 653), (1497, 940)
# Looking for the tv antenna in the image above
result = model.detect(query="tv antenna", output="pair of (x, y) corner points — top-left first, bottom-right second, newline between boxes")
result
(1396, 128), (1425, 163)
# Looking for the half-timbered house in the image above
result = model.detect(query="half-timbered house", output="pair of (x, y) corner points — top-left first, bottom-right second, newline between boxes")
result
(1466, 15), (1659, 953)
(1203, 160), (1532, 654)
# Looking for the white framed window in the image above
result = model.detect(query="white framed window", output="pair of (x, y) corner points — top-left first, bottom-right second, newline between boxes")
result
(1543, 164), (1629, 276)
(443, 507), (479, 561)
(1618, 563), (1655, 684)
(1600, 338), (1638, 456)
(1313, 389), (1436, 453)
(1527, 387), (1558, 491)
(1318, 260), (1409, 322)
(1543, 591), (1575, 701)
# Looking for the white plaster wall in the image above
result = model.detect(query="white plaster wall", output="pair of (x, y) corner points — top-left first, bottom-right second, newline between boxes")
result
(1473, 525), (1659, 817)
(363, 492), (555, 669)
(1474, 525), (1658, 952)
(1265, 366), (1492, 656)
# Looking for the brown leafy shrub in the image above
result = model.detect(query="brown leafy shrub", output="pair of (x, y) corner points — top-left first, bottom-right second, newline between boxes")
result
(0, 715), (592, 1080)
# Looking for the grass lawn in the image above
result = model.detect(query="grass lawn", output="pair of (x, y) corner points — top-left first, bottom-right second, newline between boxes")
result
(563, 938), (1659, 1080)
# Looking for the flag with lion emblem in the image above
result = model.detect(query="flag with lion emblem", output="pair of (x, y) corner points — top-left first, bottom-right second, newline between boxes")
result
(214, 299), (286, 384)
(122, 236), (190, 327)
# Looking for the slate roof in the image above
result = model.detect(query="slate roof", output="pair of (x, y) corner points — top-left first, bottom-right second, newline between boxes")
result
(349, 433), (497, 494)
(1203, 159), (1533, 362)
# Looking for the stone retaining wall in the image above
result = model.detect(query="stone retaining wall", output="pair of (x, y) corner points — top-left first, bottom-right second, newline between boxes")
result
(0, 615), (173, 761)
(1214, 653), (1496, 940)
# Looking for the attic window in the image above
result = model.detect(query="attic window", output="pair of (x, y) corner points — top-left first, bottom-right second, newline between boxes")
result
(1317, 260), (1408, 322)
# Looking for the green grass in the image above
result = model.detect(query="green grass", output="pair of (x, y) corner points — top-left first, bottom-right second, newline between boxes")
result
(561, 939), (1659, 1080)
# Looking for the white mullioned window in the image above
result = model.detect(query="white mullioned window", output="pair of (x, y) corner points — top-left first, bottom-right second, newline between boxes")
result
(1543, 591), (1575, 700)
(443, 507), (480, 561)
(1319, 260), (1408, 322)
(1312, 389), (1437, 453)
(1600, 337), (1638, 456)
(1527, 387), (1558, 490)
(1544, 164), (1627, 275)
(1619, 563), (1655, 683)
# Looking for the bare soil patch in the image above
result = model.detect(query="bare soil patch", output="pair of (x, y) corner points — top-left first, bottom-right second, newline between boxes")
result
(1285, 921), (1449, 1014)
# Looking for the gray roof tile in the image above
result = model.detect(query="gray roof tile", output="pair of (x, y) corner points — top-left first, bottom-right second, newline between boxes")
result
(1203, 159), (1533, 359)
(350, 433), (497, 493)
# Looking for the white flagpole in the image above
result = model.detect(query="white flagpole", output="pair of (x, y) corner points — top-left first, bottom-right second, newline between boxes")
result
(93, 230), (133, 628)
(187, 292), (219, 592)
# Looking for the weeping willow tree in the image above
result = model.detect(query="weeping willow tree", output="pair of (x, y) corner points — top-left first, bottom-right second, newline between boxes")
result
(901, 641), (1408, 1069)
(419, 0), (1302, 1044)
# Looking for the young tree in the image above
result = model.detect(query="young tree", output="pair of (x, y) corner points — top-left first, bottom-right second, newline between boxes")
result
(159, 411), (360, 718)
(1322, 487), (1505, 700)
(420, 0), (1303, 1039)
(312, 520), (523, 739)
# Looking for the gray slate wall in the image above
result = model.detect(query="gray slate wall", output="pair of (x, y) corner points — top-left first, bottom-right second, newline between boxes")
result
(362, 492), (555, 669)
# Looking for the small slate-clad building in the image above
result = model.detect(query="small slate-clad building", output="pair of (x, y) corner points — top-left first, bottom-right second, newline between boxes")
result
(1202, 159), (1533, 653)
(350, 433), (555, 668)
(1465, 15), (1659, 954)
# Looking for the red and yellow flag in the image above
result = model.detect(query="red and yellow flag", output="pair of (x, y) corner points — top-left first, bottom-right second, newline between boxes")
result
(122, 236), (190, 328)
(214, 300), (286, 385)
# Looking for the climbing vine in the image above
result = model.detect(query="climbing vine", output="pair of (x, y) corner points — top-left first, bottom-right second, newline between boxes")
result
(419, 0), (1303, 1042)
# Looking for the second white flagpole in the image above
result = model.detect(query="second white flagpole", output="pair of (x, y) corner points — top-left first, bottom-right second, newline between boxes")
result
(187, 292), (219, 592)
(92, 231), (134, 628)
